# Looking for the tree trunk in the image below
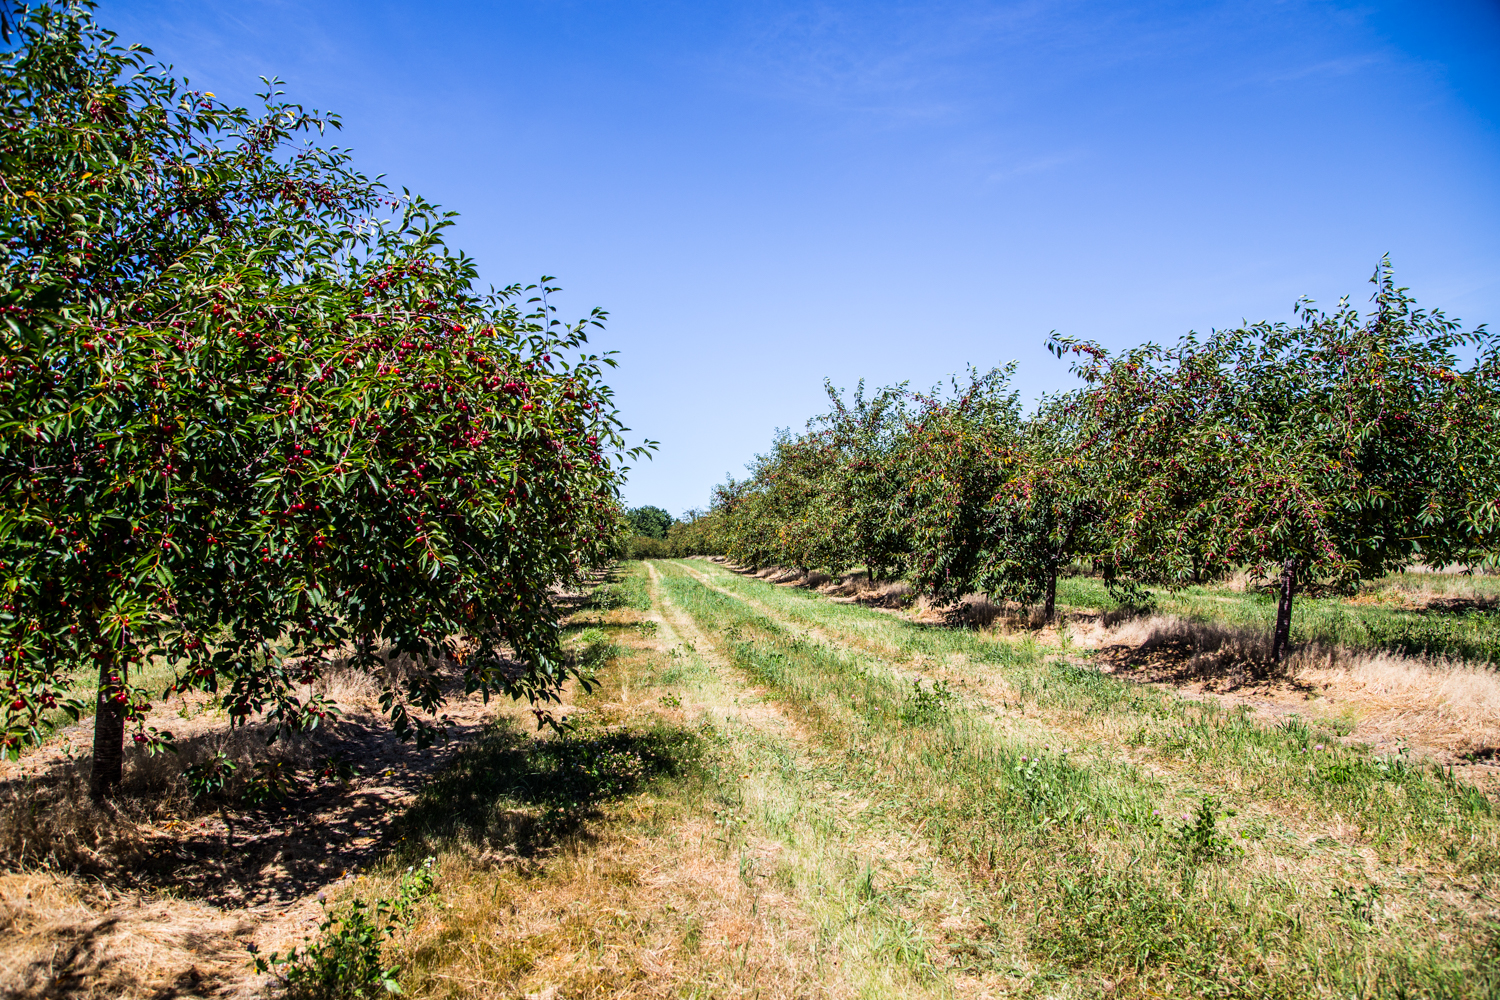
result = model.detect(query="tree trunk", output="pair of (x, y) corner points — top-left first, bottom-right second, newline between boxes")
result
(89, 653), (126, 801)
(1044, 525), (1075, 624)
(1043, 564), (1058, 623)
(1271, 558), (1298, 664)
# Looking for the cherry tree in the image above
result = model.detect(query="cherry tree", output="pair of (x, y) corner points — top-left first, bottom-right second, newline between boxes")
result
(0, 3), (638, 796)
(1052, 261), (1498, 661)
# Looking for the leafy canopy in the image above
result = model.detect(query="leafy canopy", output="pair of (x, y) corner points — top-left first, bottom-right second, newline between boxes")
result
(0, 2), (642, 773)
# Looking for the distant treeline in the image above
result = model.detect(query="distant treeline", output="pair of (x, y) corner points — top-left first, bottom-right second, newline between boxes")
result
(680, 264), (1500, 661)
(618, 506), (720, 559)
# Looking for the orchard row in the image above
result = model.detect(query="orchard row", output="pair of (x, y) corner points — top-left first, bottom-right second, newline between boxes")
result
(700, 263), (1499, 661)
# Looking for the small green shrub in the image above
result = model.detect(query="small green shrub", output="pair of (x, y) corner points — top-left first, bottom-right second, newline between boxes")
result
(901, 678), (955, 724)
(253, 857), (437, 997)
(1168, 797), (1238, 863)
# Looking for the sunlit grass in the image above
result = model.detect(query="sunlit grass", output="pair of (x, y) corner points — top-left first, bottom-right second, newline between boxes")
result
(661, 559), (1500, 998)
(383, 563), (992, 999)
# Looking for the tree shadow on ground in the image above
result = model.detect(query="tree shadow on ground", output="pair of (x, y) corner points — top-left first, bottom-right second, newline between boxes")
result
(394, 718), (708, 861)
(1396, 596), (1499, 616)
(0, 708), (494, 907)
(1094, 639), (1296, 692)
(555, 566), (626, 620)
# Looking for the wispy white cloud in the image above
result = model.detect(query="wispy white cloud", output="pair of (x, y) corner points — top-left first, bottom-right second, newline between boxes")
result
(695, 0), (1305, 131)
(984, 148), (1091, 182)
(1260, 52), (1384, 84)
(700, 1), (1069, 124)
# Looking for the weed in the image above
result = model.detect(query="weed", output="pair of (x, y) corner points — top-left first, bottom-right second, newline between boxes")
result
(1332, 883), (1382, 927)
(183, 751), (236, 798)
(253, 856), (437, 998)
(901, 678), (954, 724)
(1167, 797), (1238, 863)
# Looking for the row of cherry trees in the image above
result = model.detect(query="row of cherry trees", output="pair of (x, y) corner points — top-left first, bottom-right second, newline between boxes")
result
(710, 263), (1500, 658)
(0, 4), (642, 797)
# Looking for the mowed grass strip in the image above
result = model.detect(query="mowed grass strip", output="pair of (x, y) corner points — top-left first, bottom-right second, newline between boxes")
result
(645, 559), (1048, 996)
(368, 564), (1010, 999)
(655, 559), (1500, 999)
(686, 560), (1498, 864)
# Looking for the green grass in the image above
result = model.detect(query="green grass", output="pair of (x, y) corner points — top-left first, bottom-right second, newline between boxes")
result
(656, 559), (1500, 998)
(389, 561), (1002, 999)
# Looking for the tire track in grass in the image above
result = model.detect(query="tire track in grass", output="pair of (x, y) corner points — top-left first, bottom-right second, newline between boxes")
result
(643, 560), (1024, 998)
(653, 560), (1500, 1000)
(676, 560), (883, 653)
(673, 559), (1066, 751)
(653, 561), (1150, 991)
(396, 564), (997, 1000)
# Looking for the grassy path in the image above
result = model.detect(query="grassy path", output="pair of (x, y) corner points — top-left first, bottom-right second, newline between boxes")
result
(392, 561), (1019, 999)
(21, 563), (1495, 998)
(643, 558), (1013, 998)
(644, 559), (1500, 999)
(375, 561), (1500, 1000)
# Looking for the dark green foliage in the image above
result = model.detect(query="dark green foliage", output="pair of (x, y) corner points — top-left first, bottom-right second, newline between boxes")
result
(0, 2), (641, 793)
(625, 505), (675, 540)
(1051, 260), (1500, 650)
(709, 261), (1500, 645)
(618, 508), (724, 559)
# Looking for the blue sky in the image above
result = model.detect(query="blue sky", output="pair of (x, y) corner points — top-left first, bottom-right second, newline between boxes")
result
(102, 1), (1500, 516)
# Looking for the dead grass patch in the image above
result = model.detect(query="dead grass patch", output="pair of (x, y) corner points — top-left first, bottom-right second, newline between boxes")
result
(1092, 614), (1282, 685)
(0, 870), (260, 1000)
(1295, 648), (1500, 757)
(401, 812), (841, 1000)
(1082, 613), (1500, 765)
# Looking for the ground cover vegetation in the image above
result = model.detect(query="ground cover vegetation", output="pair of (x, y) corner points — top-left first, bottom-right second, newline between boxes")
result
(702, 262), (1500, 663)
(0, 1), (642, 798)
(330, 560), (1494, 999)
(7, 559), (1493, 997)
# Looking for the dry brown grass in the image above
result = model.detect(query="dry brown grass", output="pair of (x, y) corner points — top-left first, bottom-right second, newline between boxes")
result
(1092, 614), (1279, 680)
(0, 870), (260, 1000)
(1295, 648), (1500, 756)
(0, 711), (369, 876)
(400, 811), (845, 1000)
(0, 651), (526, 997)
(1080, 612), (1500, 760)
